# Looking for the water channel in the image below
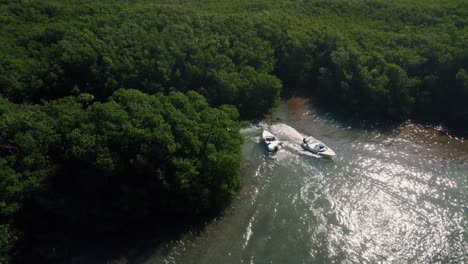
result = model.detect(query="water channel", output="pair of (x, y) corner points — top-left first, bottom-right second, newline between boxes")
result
(141, 97), (467, 263)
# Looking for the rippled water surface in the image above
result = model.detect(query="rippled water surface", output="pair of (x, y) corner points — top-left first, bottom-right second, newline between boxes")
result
(142, 98), (467, 263)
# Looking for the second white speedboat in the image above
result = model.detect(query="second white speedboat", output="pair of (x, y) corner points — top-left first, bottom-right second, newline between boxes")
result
(262, 130), (283, 152)
(301, 136), (336, 157)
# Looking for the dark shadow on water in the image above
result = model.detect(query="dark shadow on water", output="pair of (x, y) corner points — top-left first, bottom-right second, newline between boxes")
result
(286, 93), (401, 131)
(67, 218), (198, 264)
(17, 210), (226, 264)
(283, 91), (465, 139)
(71, 216), (224, 264)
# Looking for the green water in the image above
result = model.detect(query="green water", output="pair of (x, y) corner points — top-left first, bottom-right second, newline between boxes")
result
(141, 98), (467, 263)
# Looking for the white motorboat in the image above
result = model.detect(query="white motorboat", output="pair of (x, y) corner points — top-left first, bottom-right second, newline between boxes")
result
(262, 130), (283, 152)
(301, 136), (336, 157)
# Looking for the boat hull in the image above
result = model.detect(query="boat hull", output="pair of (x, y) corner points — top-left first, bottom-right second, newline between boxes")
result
(301, 142), (336, 157)
(262, 130), (282, 152)
(266, 143), (281, 152)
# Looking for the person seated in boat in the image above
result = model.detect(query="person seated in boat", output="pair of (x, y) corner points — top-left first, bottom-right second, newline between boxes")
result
(315, 143), (326, 152)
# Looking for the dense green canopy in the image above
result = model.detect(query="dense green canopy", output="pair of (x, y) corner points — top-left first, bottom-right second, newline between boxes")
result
(0, 0), (467, 262)
(0, 0), (466, 122)
(0, 90), (242, 262)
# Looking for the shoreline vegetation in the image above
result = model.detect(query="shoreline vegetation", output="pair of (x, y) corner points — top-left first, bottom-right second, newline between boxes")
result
(0, 0), (466, 262)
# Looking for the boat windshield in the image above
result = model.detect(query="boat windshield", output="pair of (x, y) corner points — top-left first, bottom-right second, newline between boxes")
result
(266, 136), (276, 142)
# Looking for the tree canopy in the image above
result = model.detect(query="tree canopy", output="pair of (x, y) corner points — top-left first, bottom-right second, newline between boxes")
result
(1, 0), (466, 123)
(0, 90), (242, 262)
